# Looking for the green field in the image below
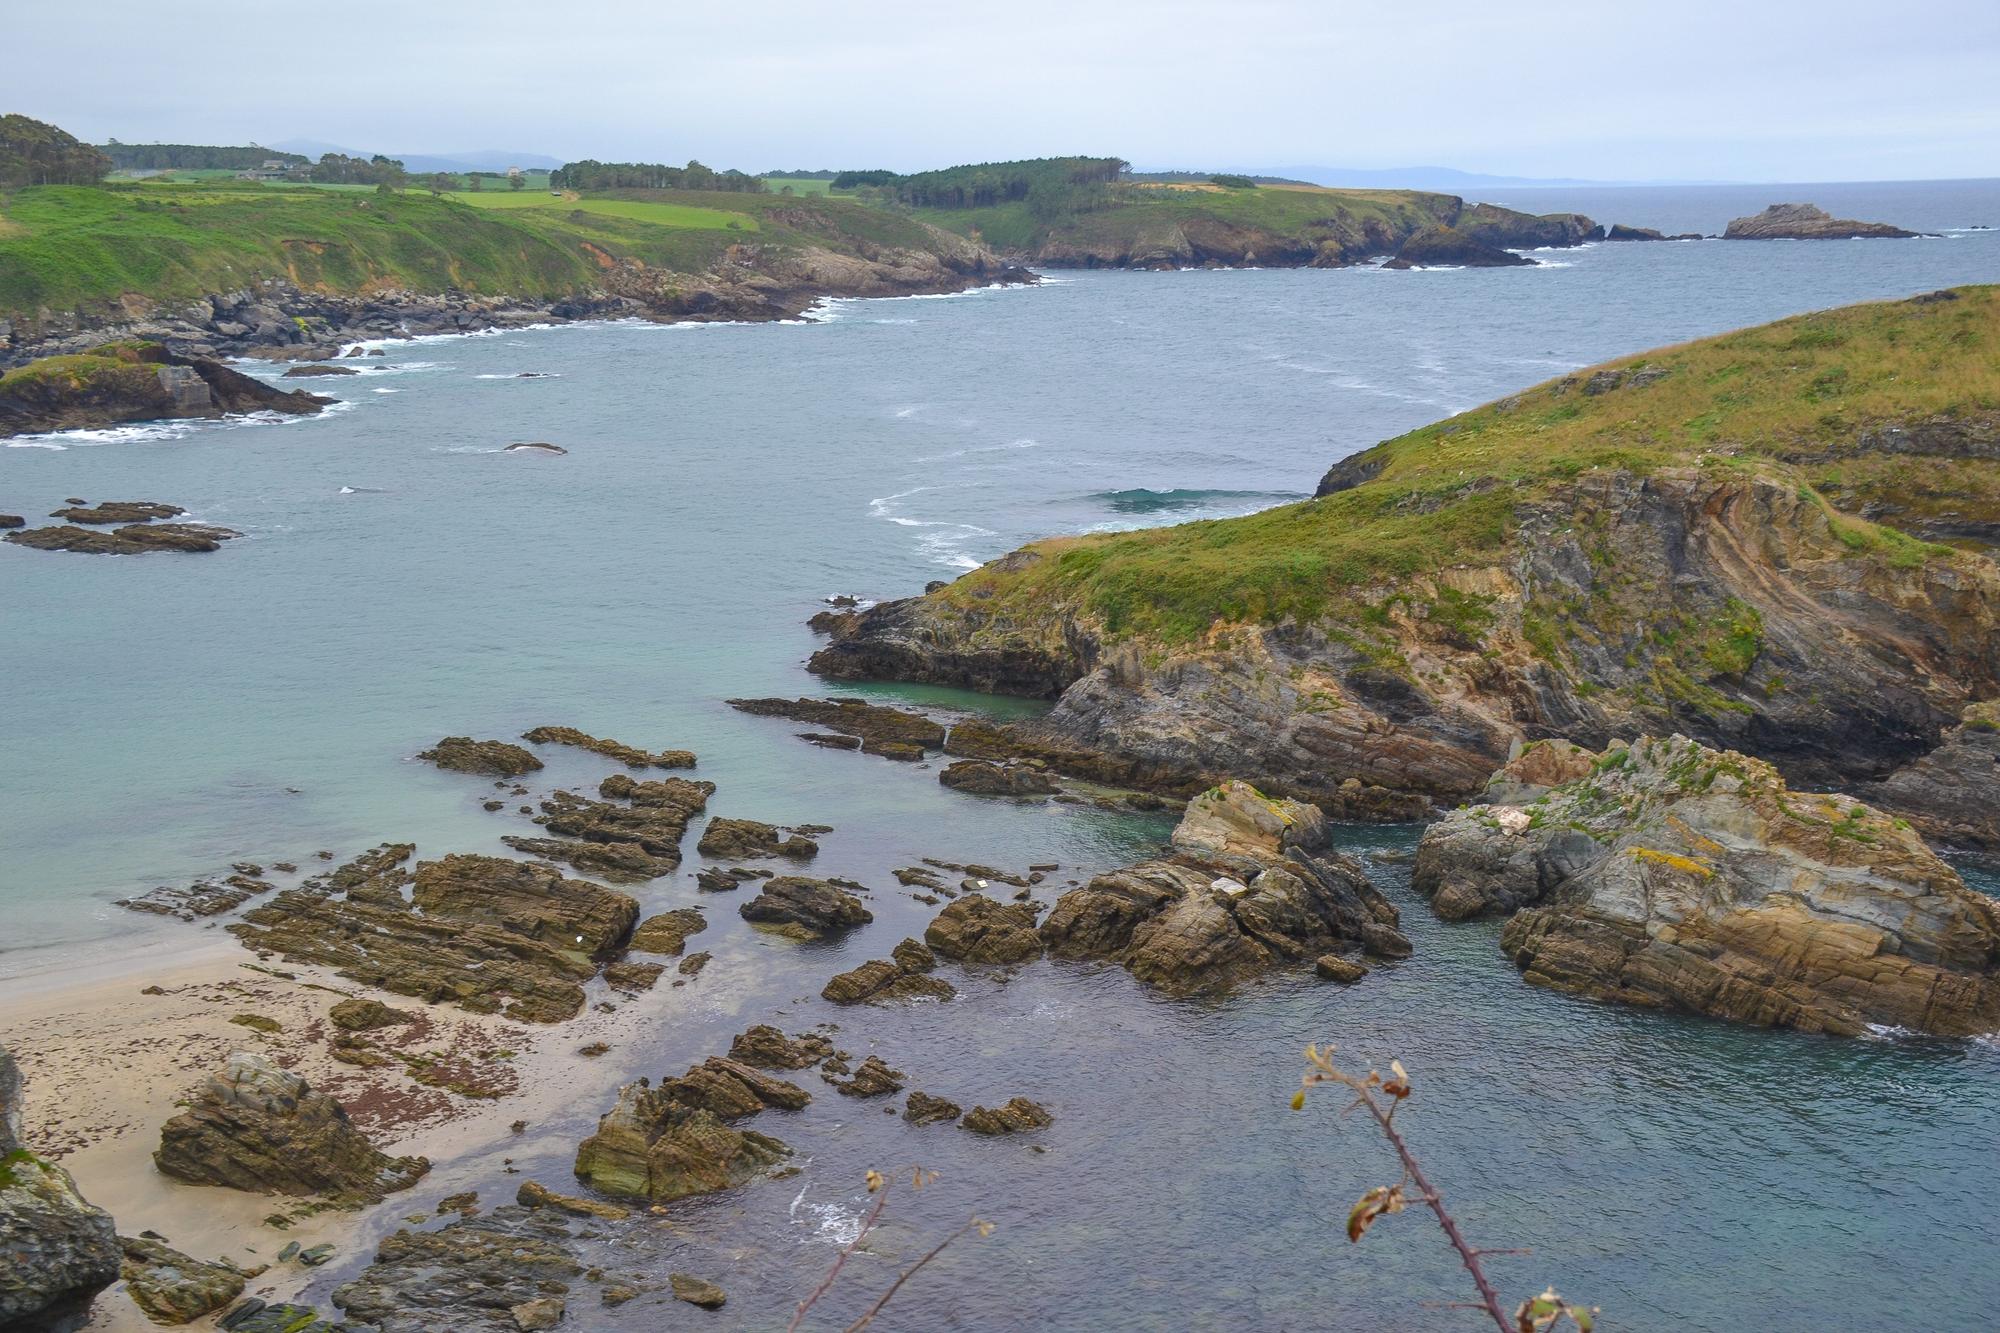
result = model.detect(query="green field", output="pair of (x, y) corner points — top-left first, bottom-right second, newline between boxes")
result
(937, 288), (2000, 642)
(446, 191), (759, 231)
(760, 176), (838, 197)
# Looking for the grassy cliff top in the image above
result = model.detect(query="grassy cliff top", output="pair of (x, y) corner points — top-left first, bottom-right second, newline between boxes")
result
(911, 178), (1456, 255)
(939, 287), (2000, 641)
(0, 180), (972, 319)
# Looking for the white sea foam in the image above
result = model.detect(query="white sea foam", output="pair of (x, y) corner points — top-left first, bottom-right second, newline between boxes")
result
(472, 373), (562, 380)
(788, 1181), (866, 1248)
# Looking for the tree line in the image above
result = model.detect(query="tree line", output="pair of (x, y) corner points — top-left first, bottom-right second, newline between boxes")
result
(0, 114), (111, 188)
(548, 160), (764, 193)
(870, 157), (1127, 210)
(99, 141), (307, 170)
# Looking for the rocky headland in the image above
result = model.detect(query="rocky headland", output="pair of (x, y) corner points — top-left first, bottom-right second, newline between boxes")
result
(1411, 735), (2000, 1035)
(1723, 203), (1922, 241)
(808, 288), (2000, 848)
(0, 341), (328, 438)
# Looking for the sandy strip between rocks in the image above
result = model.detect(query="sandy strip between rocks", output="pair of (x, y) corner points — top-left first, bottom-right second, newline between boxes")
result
(0, 931), (673, 1331)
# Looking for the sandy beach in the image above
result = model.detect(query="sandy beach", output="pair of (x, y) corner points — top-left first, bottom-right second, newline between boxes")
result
(0, 925), (685, 1330)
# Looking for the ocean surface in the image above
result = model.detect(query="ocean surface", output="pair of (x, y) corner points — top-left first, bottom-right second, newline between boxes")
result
(3, 179), (1998, 1330)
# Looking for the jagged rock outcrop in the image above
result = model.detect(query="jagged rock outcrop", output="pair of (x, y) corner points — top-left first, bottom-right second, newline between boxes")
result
(738, 876), (872, 938)
(230, 847), (638, 1022)
(821, 942), (957, 1004)
(504, 775), (712, 882)
(1868, 702), (2000, 854)
(1414, 734), (2000, 1036)
(118, 1236), (250, 1325)
(1382, 226), (1537, 270)
(939, 759), (1060, 796)
(630, 907), (707, 955)
(0, 342), (329, 437)
(961, 1098), (1053, 1135)
(6, 519), (241, 555)
(727, 1025), (832, 1070)
(572, 1060), (796, 1202)
(154, 1051), (430, 1202)
(902, 1091), (962, 1125)
(417, 737), (542, 777)
(1723, 203), (1919, 240)
(1, 1043), (122, 1331)
(925, 895), (1044, 964)
(1450, 204), (1602, 249)
(697, 816), (819, 860)
(1039, 782), (1406, 993)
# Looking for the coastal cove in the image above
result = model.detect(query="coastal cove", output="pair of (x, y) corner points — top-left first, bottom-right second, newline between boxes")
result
(4, 180), (2000, 1331)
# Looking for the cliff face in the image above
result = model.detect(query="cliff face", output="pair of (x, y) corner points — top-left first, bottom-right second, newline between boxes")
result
(811, 289), (2000, 836)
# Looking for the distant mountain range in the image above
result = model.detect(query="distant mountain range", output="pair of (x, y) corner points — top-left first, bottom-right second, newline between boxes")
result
(269, 140), (564, 173)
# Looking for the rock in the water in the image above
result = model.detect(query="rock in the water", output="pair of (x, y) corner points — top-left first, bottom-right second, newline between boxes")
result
(330, 1208), (582, 1333)
(960, 1097), (1053, 1135)
(727, 1025), (831, 1070)
(727, 696), (945, 755)
(902, 1091), (962, 1125)
(696, 817), (819, 860)
(0, 342), (329, 438)
(515, 1179), (629, 1221)
(0, 1043), (122, 1331)
(925, 895), (1043, 964)
(738, 877), (871, 939)
(669, 1273), (727, 1309)
(1723, 203), (1918, 240)
(1416, 734), (2000, 1036)
(1039, 782), (1407, 994)
(820, 955), (956, 1005)
(630, 908), (707, 956)
(48, 500), (185, 524)
(831, 1055), (904, 1098)
(1314, 954), (1367, 983)
(418, 737), (543, 777)
(520, 725), (693, 769)
(1382, 226), (1537, 269)
(154, 1051), (429, 1202)
(230, 848), (634, 1023)
(118, 1236), (249, 1325)
(6, 521), (242, 555)
(571, 1078), (791, 1202)
(505, 776), (712, 881)
(938, 759), (1059, 797)
(891, 937), (937, 972)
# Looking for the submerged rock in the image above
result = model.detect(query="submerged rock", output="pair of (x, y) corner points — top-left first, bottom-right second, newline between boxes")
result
(515, 1179), (630, 1221)
(630, 908), (707, 955)
(153, 1051), (430, 1203)
(1415, 734), (2000, 1036)
(118, 1236), (249, 1325)
(418, 736), (544, 777)
(696, 817), (819, 860)
(727, 696), (946, 754)
(520, 725), (693, 769)
(1039, 782), (1407, 994)
(738, 877), (872, 939)
(6, 521), (242, 554)
(669, 1273), (727, 1310)
(0, 1043), (122, 1331)
(330, 1207), (582, 1333)
(960, 1097), (1053, 1135)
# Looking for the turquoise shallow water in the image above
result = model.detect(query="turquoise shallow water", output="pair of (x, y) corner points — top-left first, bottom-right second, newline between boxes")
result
(3, 181), (1999, 1328)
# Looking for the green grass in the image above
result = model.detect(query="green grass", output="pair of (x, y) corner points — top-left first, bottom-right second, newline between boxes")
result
(937, 287), (2000, 644)
(761, 176), (838, 197)
(0, 180), (960, 321)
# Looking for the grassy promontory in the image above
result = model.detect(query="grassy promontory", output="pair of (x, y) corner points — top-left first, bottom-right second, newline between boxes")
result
(813, 288), (2000, 809)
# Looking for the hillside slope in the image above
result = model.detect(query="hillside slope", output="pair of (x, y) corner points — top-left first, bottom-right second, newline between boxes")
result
(810, 288), (2000, 837)
(0, 182), (1020, 361)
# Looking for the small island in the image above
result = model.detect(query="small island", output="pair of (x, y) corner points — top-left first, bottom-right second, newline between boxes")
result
(1723, 202), (1920, 240)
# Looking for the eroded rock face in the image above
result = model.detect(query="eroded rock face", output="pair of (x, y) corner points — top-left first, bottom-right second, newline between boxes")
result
(1415, 734), (2000, 1036)
(1723, 203), (1918, 240)
(0, 342), (329, 438)
(961, 1098), (1053, 1135)
(1382, 226), (1537, 270)
(1, 1043), (122, 1332)
(418, 737), (543, 777)
(1868, 702), (2000, 855)
(738, 877), (872, 939)
(154, 1051), (430, 1202)
(231, 848), (630, 1023)
(696, 817), (819, 860)
(727, 1026), (832, 1070)
(1039, 782), (1406, 994)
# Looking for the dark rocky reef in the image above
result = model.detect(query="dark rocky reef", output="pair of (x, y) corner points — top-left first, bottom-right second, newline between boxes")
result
(1723, 203), (1920, 241)
(520, 725), (694, 769)
(0, 342), (328, 437)
(154, 1050), (430, 1202)
(728, 695), (946, 758)
(738, 876), (872, 939)
(1, 1042), (122, 1332)
(1412, 735), (2000, 1036)
(6, 496), (243, 555)
(1381, 226), (1537, 269)
(330, 1206), (583, 1333)
(418, 736), (543, 777)
(229, 847), (639, 1022)
(572, 1059), (800, 1202)
(503, 774), (712, 882)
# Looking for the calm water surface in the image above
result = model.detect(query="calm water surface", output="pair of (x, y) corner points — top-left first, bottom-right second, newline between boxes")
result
(2, 181), (1997, 1330)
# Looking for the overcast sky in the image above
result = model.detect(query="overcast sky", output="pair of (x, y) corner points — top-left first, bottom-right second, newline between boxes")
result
(13, 0), (1998, 182)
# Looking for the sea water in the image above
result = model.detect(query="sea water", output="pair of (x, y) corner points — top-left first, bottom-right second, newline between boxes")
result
(2, 180), (1997, 1329)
